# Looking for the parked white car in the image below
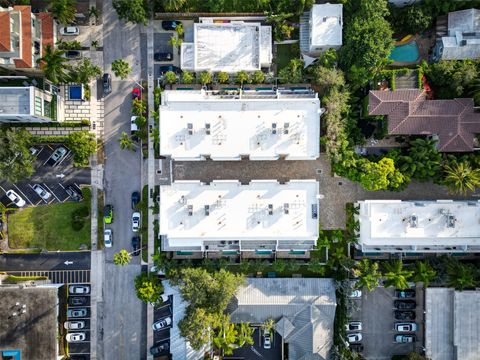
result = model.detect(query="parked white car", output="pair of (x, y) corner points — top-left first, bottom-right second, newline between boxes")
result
(132, 212), (141, 232)
(104, 229), (112, 248)
(395, 322), (417, 332)
(66, 332), (86, 342)
(6, 189), (26, 207)
(347, 333), (362, 343)
(33, 184), (51, 200)
(64, 321), (85, 330)
(60, 26), (79, 36)
(152, 317), (172, 331)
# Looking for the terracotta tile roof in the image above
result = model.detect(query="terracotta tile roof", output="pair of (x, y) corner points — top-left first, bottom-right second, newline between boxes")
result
(13, 5), (32, 68)
(369, 90), (480, 152)
(0, 12), (11, 52)
(38, 12), (53, 51)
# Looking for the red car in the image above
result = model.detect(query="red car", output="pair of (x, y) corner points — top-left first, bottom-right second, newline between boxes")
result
(132, 87), (141, 100)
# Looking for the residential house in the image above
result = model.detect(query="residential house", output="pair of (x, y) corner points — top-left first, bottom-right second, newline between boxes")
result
(159, 89), (321, 161)
(425, 288), (480, 360)
(300, 3), (343, 56)
(181, 18), (272, 73)
(227, 278), (337, 360)
(433, 8), (480, 61)
(368, 89), (480, 152)
(159, 180), (320, 258)
(355, 200), (480, 254)
(0, 6), (55, 72)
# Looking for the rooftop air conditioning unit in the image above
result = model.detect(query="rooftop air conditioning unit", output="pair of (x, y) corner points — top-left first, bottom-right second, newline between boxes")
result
(271, 123), (277, 135)
(187, 123), (193, 135)
(409, 215), (418, 228)
(284, 203), (289, 214)
(187, 204), (193, 216)
(204, 205), (210, 216)
(205, 123), (211, 135)
(284, 122), (289, 135)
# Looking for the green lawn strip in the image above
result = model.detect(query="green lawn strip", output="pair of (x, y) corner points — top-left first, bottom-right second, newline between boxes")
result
(4, 275), (48, 283)
(141, 185), (148, 262)
(8, 188), (92, 251)
(97, 190), (105, 249)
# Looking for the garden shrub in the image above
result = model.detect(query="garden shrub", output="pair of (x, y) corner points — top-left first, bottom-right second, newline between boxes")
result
(71, 206), (89, 231)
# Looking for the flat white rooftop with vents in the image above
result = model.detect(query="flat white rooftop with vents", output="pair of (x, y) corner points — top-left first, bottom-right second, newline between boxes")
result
(160, 180), (319, 251)
(355, 200), (480, 253)
(159, 90), (321, 161)
(180, 22), (272, 72)
(310, 3), (343, 48)
(0, 87), (31, 115)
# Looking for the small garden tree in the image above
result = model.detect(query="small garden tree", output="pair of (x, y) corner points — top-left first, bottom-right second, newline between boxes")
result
(118, 131), (135, 151)
(162, 0), (186, 11)
(112, 0), (148, 25)
(352, 259), (381, 291)
(113, 249), (132, 266)
(111, 59), (132, 79)
(413, 260), (437, 288)
(199, 71), (213, 85)
(382, 260), (413, 290)
(134, 273), (164, 304)
(49, 0), (77, 25)
(278, 59), (304, 84)
(69, 58), (102, 86)
(443, 161), (480, 194)
(251, 70), (265, 84)
(181, 70), (194, 84)
(235, 71), (249, 85)
(132, 98), (146, 115)
(217, 71), (230, 84)
(447, 260), (477, 291)
(66, 130), (96, 167)
(164, 71), (177, 85)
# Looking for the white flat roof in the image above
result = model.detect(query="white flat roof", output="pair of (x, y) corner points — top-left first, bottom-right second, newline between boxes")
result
(160, 180), (319, 249)
(311, 4), (343, 47)
(356, 200), (480, 249)
(0, 86), (32, 115)
(182, 22), (271, 72)
(159, 90), (320, 161)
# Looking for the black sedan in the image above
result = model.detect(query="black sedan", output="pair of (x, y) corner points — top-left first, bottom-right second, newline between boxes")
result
(394, 300), (416, 310)
(394, 310), (416, 320)
(161, 20), (181, 31)
(131, 236), (140, 256)
(131, 191), (140, 209)
(395, 289), (416, 298)
(154, 52), (173, 62)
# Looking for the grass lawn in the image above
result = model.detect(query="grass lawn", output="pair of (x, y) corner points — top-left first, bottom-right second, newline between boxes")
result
(275, 42), (300, 72)
(8, 188), (91, 251)
(141, 185), (148, 262)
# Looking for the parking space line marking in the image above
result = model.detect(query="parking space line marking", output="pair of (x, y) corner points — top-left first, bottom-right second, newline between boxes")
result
(55, 150), (71, 167)
(0, 184), (5, 193)
(28, 184), (47, 204)
(58, 183), (66, 189)
(74, 183), (81, 191)
(36, 146), (45, 157)
(46, 144), (54, 150)
(43, 183), (61, 202)
(13, 184), (33, 205)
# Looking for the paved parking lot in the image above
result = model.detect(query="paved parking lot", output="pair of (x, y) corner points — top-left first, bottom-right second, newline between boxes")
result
(0, 144), (90, 208)
(67, 283), (92, 359)
(350, 285), (424, 359)
(226, 328), (282, 360)
(152, 295), (172, 356)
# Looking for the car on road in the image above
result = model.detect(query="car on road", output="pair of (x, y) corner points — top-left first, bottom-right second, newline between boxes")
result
(69, 285), (90, 294)
(349, 289), (362, 298)
(395, 322), (417, 332)
(346, 321), (362, 331)
(132, 87), (141, 100)
(347, 333), (362, 343)
(131, 236), (140, 256)
(395, 289), (416, 298)
(6, 190), (26, 207)
(104, 229), (113, 248)
(60, 26), (80, 36)
(154, 52), (173, 62)
(150, 342), (169, 356)
(132, 212), (141, 232)
(103, 73), (112, 95)
(33, 184), (51, 200)
(68, 296), (88, 306)
(65, 185), (83, 202)
(66, 332), (86, 342)
(47, 146), (68, 166)
(162, 20), (181, 31)
(67, 308), (87, 318)
(394, 310), (416, 321)
(104, 205), (113, 224)
(263, 331), (271, 349)
(64, 50), (81, 59)
(64, 321), (85, 330)
(350, 344), (364, 352)
(394, 300), (416, 310)
(131, 191), (140, 209)
(159, 65), (181, 77)
(394, 334), (416, 343)
(152, 316), (172, 331)
(131, 116), (139, 134)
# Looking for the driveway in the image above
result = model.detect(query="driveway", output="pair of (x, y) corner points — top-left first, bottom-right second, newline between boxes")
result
(225, 328), (282, 360)
(0, 252), (90, 271)
(100, 0), (145, 358)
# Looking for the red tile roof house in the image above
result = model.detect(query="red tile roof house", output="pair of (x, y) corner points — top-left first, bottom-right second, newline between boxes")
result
(368, 89), (480, 152)
(0, 6), (55, 72)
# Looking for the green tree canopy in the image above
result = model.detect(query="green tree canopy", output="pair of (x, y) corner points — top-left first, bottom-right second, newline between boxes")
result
(413, 260), (437, 288)
(443, 161), (480, 195)
(178, 307), (215, 350)
(111, 59), (132, 80)
(132, 98), (146, 115)
(217, 72), (230, 84)
(165, 71), (177, 85)
(357, 157), (405, 191)
(398, 138), (442, 181)
(118, 131), (135, 151)
(447, 260), (477, 291)
(181, 70), (194, 84)
(312, 65), (345, 96)
(37, 45), (70, 84)
(112, 0), (148, 25)
(235, 71), (249, 85)
(66, 130), (96, 166)
(199, 71), (213, 85)
(134, 273), (164, 304)
(425, 60), (478, 99)
(69, 58), (102, 85)
(49, 0), (76, 25)
(352, 259), (381, 291)
(162, 0), (187, 11)
(382, 260), (414, 289)
(0, 128), (34, 183)
(113, 249), (132, 266)
(212, 314), (239, 355)
(251, 70), (265, 84)
(278, 58), (304, 84)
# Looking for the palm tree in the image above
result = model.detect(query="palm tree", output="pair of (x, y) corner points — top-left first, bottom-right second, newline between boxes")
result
(49, 0), (77, 25)
(162, 0), (186, 11)
(113, 249), (131, 266)
(37, 45), (70, 84)
(413, 260), (437, 288)
(118, 131), (135, 151)
(443, 161), (480, 195)
(212, 314), (238, 355)
(382, 260), (414, 289)
(236, 322), (254, 347)
(447, 260), (477, 291)
(352, 259), (381, 291)
(260, 318), (276, 337)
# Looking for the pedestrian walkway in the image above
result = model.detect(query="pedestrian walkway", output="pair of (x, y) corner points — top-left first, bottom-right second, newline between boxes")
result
(6, 270), (90, 284)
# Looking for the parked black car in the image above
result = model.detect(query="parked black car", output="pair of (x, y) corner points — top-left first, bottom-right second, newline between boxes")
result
(394, 300), (416, 310)
(131, 191), (140, 209)
(103, 73), (112, 95)
(68, 296), (88, 306)
(154, 52), (173, 62)
(65, 185), (83, 202)
(159, 65), (182, 76)
(150, 342), (169, 356)
(161, 20), (181, 31)
(131, 236), (140, 256)
(395, 289), (416, 298)
(394, 310), (416, 320)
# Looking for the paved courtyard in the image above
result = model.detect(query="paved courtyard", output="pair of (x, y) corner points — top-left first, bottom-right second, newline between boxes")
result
(173, 154), (475, 229)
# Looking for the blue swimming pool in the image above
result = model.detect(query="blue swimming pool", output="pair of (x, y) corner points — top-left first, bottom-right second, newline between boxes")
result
(68, 85), (83, 100)
(389, 41), (420, 62)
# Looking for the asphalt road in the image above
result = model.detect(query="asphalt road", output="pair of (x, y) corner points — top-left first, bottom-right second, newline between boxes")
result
(100, 0), (145, 358)
(0, 252), (90, 271)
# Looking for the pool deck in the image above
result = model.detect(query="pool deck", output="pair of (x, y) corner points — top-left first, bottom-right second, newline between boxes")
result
(390, 34), (434, 67)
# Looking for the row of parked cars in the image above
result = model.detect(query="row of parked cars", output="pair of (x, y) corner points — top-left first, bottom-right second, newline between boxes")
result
(66, 285), (91, 343)
(393, 289), (417, 343)
(150, 294), (172, 357)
